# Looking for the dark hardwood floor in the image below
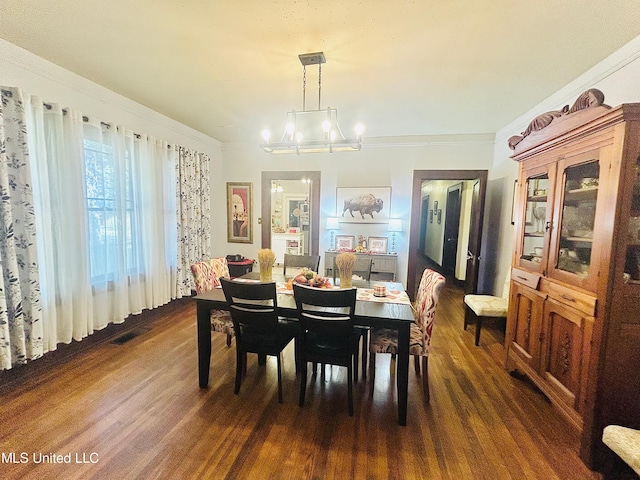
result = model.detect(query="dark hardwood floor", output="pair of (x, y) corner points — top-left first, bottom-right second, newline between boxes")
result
(0, 273), (603, 479)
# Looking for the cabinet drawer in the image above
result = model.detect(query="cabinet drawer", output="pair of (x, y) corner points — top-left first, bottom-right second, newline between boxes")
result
(512, 267), (541, 289)
(545, 282), (596, 316)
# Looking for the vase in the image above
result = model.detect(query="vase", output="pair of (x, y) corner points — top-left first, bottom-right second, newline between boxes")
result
(260, 264), (273, 282)
(339, 268), (353, 288)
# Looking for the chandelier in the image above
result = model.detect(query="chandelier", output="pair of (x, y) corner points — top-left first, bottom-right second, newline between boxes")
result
(260, 52), (364, 154)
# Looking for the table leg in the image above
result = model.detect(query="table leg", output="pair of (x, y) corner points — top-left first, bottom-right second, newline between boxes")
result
(197, 301), (212, 388)
(396, 322), (410, 426)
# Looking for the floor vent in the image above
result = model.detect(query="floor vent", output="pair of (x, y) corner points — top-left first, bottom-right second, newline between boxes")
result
(110, 328), (150, 345)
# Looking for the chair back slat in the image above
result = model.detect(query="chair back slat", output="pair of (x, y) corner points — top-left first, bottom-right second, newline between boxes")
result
(283, 254), (321, 276)
(293, 284), (356, 341)
(220, 278), (279, 339)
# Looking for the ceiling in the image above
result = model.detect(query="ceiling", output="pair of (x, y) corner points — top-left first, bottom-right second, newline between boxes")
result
(2, 1), (640, 145)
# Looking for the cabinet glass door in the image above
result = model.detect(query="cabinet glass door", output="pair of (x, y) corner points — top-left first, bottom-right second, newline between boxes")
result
(624, 157), (640, 285)
(549, 154), (600, 289)
(518, 167), (553, 273)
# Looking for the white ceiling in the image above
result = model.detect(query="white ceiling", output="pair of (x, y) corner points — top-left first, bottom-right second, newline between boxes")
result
(2, 1), (640, 144)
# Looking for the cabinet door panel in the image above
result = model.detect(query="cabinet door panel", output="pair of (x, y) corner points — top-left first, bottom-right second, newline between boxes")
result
(547, 149), (607, 292)
(507, 282), (545, 371)
(541, 298), (593, 415)
(515, 163), (557, 275)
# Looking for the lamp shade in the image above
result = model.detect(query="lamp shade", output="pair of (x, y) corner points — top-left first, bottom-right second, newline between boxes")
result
(387, 219), (402, 232)
(326, 217), (340, 230)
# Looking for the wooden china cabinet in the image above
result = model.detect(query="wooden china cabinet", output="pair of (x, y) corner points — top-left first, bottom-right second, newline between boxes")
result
(506, 89), (640, 471)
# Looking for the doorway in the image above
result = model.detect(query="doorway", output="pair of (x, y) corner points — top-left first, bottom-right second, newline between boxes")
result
(442, 183), (462, 278)
(408, 170), (487, 300)
(261, 171), (321, 256)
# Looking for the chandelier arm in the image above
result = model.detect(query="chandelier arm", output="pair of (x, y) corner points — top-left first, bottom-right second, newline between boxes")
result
(302, 64), (306, 112)
(318, 62), (322, 110)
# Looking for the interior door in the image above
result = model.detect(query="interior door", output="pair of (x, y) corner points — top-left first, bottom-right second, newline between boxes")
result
(442, 184), (462, 278)
(419, 196), (429, 254)
(464, 180), (482, 294)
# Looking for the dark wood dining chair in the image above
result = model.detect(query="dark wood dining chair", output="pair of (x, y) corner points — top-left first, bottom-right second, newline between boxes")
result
(293, 283), (358, 415)
(331, 255), (373, 382)
(283, 254), (321, 276)
(220, 278), (296, 403)
(368, 268), (445, 402)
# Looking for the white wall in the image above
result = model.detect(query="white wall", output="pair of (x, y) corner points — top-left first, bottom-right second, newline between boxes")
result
(0, 39), (221, 157)
(222, 136), (495, 286)
(485, 33), (640, 295)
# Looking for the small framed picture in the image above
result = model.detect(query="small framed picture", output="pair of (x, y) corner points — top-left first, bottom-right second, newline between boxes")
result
(368, 236), (388, 254)
(437, 209), (442, 224)
(226, 182), (253, 243)
(429, 210), (434, 223)
(335, 235), (356, 251)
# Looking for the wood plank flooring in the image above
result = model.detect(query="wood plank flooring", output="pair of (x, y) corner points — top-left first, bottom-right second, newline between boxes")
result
(0, 284), (603, 480)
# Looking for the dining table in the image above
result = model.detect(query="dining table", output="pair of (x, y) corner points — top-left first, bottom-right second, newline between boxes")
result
(194, 272), (415, 426)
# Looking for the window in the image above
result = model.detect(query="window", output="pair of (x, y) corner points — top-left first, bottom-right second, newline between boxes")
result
(83, 130), (142, 284)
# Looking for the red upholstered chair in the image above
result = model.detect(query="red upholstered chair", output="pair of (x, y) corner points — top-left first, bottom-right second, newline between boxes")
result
(190, 260), (234, 346)
(368, 268), (445, 402)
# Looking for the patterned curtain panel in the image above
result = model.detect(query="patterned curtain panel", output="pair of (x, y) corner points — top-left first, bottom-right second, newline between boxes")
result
(175, 146), (211, 296)
(0, 87), (43, 369)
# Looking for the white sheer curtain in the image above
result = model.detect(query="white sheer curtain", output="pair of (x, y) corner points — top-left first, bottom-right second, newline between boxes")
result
(26, 98), (178, 352)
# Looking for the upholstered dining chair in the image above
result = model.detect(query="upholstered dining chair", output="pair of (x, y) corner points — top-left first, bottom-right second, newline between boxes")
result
(293, 283), (358, 415)
(220, 278), (296, 403)
(463, 270), (510, 346)
(368, 268), (445, 402)
(283, 254), (321, 277)
(190, 259), (234, 347)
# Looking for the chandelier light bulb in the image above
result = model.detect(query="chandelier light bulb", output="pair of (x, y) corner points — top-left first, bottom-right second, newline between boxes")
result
(261, 129), (271, 142)
(295, 132), (303, 143)
(355, 123), (365, 137)
(285, 123), (295, 137)
(330, 130), (337, 142)
(322, 120), (331, 132)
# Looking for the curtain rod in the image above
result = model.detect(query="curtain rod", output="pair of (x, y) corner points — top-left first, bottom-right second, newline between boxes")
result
(42, 102), (173, 148)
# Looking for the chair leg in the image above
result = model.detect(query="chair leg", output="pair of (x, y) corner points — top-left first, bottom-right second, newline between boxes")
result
(354, 339), (360, 384)
(464, 306), (472, 330)
(347, 359), (354, 416)
(422, 356), (430, 403)
(475, 317), (483, 346)
(277, 353), (283, 404)
(414, 355), (421, 374)
(299, 362), (307, 407)
(226, 334), (232, 347)
(369, 352), (376, 396)
(234, 347), (243, 395)
(361, 330), (368, 381)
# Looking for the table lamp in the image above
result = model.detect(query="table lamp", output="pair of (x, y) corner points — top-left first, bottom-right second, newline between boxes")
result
(387, 219), (402, 253)
(326, 217), (340, 251)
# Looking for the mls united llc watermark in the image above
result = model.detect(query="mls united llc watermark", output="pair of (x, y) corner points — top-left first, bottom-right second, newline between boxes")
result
(1, 452), (99, 464)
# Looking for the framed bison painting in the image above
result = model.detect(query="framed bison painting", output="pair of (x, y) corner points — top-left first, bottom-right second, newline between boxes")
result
(336, 187), (391, 223)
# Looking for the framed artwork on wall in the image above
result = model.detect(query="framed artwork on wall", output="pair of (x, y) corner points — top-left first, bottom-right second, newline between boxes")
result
(227, 182), (253, 243)
(336, 187), (391, 223)
(335, 235), (356, 251)
(368, 236), (388, 254)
